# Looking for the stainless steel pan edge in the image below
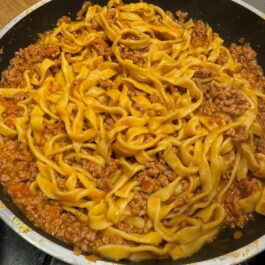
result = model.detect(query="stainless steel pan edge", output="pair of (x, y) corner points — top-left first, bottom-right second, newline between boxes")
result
(1, 0), (265, 264)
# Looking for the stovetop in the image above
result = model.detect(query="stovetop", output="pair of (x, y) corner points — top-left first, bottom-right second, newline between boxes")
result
(0, 219), (66, 265)
(0, 219), (265, 265)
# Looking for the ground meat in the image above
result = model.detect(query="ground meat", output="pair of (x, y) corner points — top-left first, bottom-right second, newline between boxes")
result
(0, 97), (24, 128)
(197, 100), (226, 124)
(180, 179), (190, 191)
(190, 20), (209, 48)
(257, 98), (265, 129)
(104, 117), (115, 130)
(157, 173), (169, 187)
(56, 176), (67, 190)
(57, 16), (72, 25)
(150, 93), (166, 105)
(197, 83), (250, 118)
(211, 86), (249, 117)
(106, 8), (117, 25)
(176, 10), (188, 24)
(122, 33), (143, 41)
(233, 230), (243, 240)
(78, 159), (103, 178)
(172, 194), (190, 212)
(256, 135), (265, 154)
(225, 125), (247, 143)
(230, 44), (265, 91)
(102, 113), (115, 130)
(91, 18), (100, 30)
(1, 43), (60, 88)
(254, 98), (265, 154)
(71, 79), (85, 95)
(120, 46), (145, 65)
(193, 67), (215, 78)
(93, 234), (126, 250)
(92, 38), (113, 57)
(129, 192), (147, 216)
(137, 174), (160, 193)
(102, 159), (120, 178)
(222, 170), (232, 181)
(98, 79), (114, 89)
(165, 10), (174, 20)
(127, 89), (146, 97)
(119, 45), (148, 66)
(96, 159), (120, 191)
(222, 178), (259, 228)
(216, 50), (228, 65)
(13, 92), (30, 102)
(44, 120), (65, 136)
(115, 222), (142, 234)
(132, 102), (143, 111)
(151, 159), (177, 181)
(0, 140), (37, 184)
(136, 159), (177, 194)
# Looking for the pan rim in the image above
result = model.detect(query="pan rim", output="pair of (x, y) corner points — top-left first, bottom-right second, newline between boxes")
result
(0, 0), (265, 265)
(0, 0), (265, 39)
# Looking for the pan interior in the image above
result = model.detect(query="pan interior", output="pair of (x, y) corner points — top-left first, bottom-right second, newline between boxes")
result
(1, 0), (265, 264)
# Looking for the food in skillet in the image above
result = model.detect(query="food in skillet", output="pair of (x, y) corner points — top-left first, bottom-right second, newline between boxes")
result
(1, 0), (265, 261)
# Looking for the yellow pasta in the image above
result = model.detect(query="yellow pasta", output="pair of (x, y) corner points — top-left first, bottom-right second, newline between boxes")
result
(1, 0), (265, 261)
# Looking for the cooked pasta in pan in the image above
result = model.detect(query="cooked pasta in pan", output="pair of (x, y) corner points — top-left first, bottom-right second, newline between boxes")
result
(1, 0), (265, 261)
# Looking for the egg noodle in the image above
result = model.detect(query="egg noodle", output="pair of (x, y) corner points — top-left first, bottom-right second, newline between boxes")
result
(1, 0), (265, 261)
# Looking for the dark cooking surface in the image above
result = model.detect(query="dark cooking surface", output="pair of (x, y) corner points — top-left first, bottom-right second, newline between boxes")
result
(1, 0), (265, 265)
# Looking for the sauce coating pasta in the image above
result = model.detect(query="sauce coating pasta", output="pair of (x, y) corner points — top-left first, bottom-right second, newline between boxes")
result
(1, 0), (265, 261)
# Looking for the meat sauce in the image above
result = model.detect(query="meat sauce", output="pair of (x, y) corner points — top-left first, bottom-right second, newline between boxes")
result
(0, 12), (265, 257)
(0, 139), (126, 254)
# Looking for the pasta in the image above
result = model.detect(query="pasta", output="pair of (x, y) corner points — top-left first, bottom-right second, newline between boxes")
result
(1, 0), (265, 261)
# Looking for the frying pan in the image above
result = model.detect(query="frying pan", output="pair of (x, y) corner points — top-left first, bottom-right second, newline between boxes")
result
(1, 0), (265, 264)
